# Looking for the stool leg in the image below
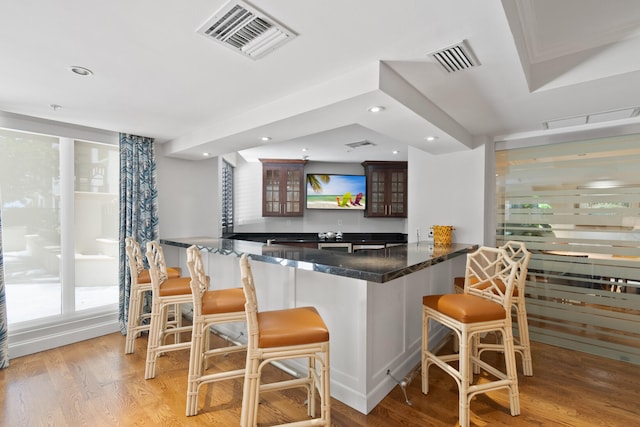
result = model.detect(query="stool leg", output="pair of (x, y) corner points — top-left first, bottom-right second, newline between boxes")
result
(421, 309), (430, 394)
(240, 355), (260, 427)
(125, 287), (143, 354)
(459, 327), (471, 427)
(502, 324), (521, 416)
(186, 318), (204, 416)
(145, 297), (162, 379)
(515, 302), (533, 376)
(320, 347), (331, 424)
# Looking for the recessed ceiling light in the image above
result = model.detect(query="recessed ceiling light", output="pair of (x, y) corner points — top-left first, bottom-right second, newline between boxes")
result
(367, 106), (385, 113)
(203, 152), (211, 157)
(392, 150), (399, 155)
(302, 148), (308, 152)
(425, 136), (438, 141)
(69, 66), (93, 76)
(260, 136), (272, 142)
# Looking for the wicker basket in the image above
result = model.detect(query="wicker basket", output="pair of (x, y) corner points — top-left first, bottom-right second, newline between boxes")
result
(432, 225), (454, 245)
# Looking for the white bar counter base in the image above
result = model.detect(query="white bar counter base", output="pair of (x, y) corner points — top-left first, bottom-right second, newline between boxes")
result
(161, 237), (475, 414)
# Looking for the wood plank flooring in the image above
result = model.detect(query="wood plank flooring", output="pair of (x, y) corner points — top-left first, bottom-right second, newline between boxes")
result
(1, 330), (639, 426)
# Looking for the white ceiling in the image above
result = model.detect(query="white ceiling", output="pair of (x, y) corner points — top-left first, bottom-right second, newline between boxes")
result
(2, 0), (640, 163)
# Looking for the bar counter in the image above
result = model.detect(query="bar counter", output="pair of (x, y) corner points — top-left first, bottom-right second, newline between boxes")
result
(161, 237), (475, 283)
(160, 237), (477, 414)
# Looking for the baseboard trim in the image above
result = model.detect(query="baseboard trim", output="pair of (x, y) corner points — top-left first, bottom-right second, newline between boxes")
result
(8, 311), (120, 359)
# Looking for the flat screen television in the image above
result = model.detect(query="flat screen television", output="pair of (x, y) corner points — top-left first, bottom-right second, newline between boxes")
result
(306, 174), (366, 210)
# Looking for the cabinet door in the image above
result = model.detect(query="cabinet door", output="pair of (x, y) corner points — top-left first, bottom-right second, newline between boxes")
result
(388, 167), (407, 217)
(263, 167), (282, 215)
(261, 159), (306, 217)
(367, 168), (388, 216)
(363, 161), (407, 218)
(283, 167), (304, 215)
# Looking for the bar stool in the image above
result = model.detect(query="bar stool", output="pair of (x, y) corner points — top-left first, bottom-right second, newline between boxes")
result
(422, 246), (520, 427)
(453, 240), (533, 376)
(239, 254), (331, 427)
(144, 240), (193, 379)
(123, 236), (181, 354)
(185, 245), (247, 416)
(474, 241), (532, 375)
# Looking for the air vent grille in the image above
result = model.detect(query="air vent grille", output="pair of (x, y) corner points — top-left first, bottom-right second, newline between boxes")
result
(345, 140), (376, 149)
(429, 40), (479, 73)
(197, 1), (296, 59)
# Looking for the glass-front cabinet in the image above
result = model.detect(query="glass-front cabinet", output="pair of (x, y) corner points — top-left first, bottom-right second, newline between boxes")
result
(362, 161), (408, 218)
(260, 159), (307, 217)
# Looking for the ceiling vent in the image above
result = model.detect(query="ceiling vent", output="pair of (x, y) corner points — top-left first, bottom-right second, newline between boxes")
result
(345, 140), (376, 149)
(197, 1), (296, 60)
(429, 40), (480, 73)
(543, 107), (640, 130)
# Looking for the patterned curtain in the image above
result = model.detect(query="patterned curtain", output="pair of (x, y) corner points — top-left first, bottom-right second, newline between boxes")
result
(0, 205), (8, 368)
(119, 134), (159, 335)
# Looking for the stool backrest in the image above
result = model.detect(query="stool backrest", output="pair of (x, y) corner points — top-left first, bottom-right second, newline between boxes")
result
(145, 240), (169, 286)
(186, 245), (209, 316)
(499, 240), (532, 294)
(465, 246), (518, 310)
(239, 254), (259, 346)
(125, 236), (145, 280)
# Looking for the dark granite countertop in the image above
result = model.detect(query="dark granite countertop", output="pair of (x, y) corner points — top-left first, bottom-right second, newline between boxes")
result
(161, 237), (476, 283)
(223, 232), (407, 244)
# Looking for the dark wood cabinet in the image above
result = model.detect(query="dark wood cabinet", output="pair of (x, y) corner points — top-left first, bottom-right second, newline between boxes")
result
(362, 161), (408, 218)
(260, 159), (307, 217)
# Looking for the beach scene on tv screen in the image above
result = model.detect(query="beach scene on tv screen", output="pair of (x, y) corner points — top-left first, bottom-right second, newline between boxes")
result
(306, 174), (366, 210)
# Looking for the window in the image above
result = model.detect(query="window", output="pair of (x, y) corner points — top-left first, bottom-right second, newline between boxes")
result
(496, 134), (640, 364)
(221, 160), (234, 235)
(1, 126), (119, 357)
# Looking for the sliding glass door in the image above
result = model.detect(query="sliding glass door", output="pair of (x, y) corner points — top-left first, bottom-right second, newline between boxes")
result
(1, 128), (118, 328)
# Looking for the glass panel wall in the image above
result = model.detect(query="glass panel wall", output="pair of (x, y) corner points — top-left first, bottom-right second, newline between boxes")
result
(496, 134), (640, 364)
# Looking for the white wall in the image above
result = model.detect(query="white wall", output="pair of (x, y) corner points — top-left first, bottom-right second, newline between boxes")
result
(407, 145), (485, 245)
(156, 150), (219, 238)
(232, 158), (406, 234)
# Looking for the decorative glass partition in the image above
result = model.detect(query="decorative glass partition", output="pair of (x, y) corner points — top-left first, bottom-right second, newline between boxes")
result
(496, 134), (640, 364)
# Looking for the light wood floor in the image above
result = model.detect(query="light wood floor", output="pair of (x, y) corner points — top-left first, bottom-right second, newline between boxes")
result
(1, 330), (639, 426)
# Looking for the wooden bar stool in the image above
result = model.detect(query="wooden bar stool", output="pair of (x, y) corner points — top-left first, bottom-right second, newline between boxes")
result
(185, 245), (247, 416)
(144, 240), (193, 379)
(422, 246), (520, 427)
(123, 236), (181, 355)
(453, 240), (533, 376)
(239, 254), (331, 427)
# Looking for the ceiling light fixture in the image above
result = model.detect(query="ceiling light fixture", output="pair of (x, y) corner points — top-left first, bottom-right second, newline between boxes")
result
(367, 106), (385, 113)
(69, 66), (93, 76)
(392, 150), (399, 155)
(425, 136), (438, 141)
(203, 152), (211, 157)
(260, 136), (272, 142)
(302, 148), (308, 152)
